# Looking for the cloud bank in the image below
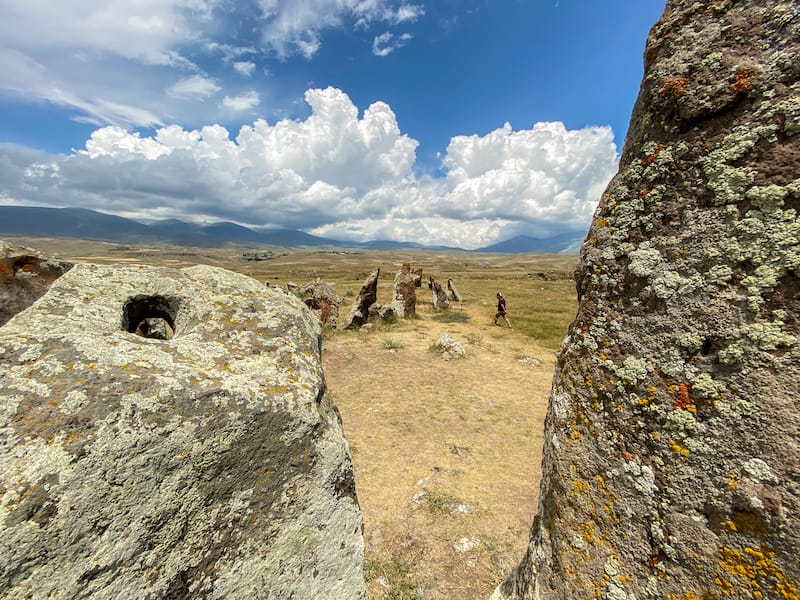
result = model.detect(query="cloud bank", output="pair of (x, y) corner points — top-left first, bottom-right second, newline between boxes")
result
(1, 87), (618, 248)
(0, 0), (425, 129)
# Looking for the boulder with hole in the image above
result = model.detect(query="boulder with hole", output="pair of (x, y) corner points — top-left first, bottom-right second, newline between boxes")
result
(0, 263), (365, 599)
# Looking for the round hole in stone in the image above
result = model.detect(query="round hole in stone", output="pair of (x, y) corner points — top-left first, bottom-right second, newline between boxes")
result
(122, 295), (179, 340)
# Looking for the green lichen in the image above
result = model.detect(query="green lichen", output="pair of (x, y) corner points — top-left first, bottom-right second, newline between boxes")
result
(616, 356), (652, 386)
(718, 343), (744, 365)
(747, 320), (796, 351)
(746, 184), (788, 210)
(700, 125), (777, 206)
(628, 244), (662, 278)
(678, 333), (704, 353)
(651, 271), (703, 300)
(690, 373), (722, 399)
(706, 264), (733, 285)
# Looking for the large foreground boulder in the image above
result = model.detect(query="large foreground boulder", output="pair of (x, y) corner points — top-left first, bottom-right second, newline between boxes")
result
(0, 264), (364, 599)
(496, 1), (799, 599)
(0, 240), (73, 326)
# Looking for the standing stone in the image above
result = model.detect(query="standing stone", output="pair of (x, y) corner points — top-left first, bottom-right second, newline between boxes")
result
(0, 240), (73, 326)
(341, 268), (380, 330)
(392, 263), (417, 318)
(412, 267), (424, 288)
(496, 2), (800, 599)
(432, 280), (450, 311)
(302, 278), (344, 328)
(447, 277), (463, 302)
(0, 264), (364, 599)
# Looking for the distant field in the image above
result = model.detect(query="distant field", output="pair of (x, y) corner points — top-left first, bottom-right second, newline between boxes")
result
(8, 237), (580, 599)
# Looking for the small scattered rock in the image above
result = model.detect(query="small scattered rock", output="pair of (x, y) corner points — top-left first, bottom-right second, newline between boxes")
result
(453, 537), (479, 553)
(433, 334), (466, 360)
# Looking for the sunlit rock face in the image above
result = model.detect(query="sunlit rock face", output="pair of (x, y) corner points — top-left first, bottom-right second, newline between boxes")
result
(495, 1), (800, 598)
(0, 264), (365, 599)
(0, 240), (73, 327)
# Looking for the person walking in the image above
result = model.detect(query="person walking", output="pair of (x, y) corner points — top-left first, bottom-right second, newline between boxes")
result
(494, 292), (511, 328)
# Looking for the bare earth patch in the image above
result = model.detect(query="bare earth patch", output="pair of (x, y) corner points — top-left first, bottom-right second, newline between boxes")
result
(324, 302), (553, 599)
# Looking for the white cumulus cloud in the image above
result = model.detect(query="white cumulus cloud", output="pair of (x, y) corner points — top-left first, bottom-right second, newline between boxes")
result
(1, 87), (617, 248)
(233, 61), (257, 76)
(222, 91), (261, 111)
(166, 75), (221, 99)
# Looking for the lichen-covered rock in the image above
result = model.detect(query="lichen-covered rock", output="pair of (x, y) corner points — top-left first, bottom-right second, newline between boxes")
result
(0, 240), (73, 326)
(302, 278), (344, 328)
(0, 264), (364, 599)
(496, 2), (800, 599)
(433, 334), (465, 361)
(391, 263), (417, 318)
(342, 268), (380, 330)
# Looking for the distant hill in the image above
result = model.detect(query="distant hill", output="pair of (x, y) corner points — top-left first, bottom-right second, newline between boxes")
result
(0, 206), (339, 249)
(476, 233), (585, 254)
(0, 206), (582, 253)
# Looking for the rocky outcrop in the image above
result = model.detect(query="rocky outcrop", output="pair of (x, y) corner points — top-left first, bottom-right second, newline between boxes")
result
(342, 268), (380, 330)
(302, 278), (344, 328)
(0, 264), (364, 599)
(496, 1), (800, 599)
(391, 263), (417, 318)
(0, 240), (73, 326)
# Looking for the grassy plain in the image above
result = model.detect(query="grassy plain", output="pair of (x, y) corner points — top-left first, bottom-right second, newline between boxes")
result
(10, 237), (580, 600)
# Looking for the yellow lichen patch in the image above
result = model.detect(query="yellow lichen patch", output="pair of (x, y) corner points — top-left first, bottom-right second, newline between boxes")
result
(718, 546), (799, 600)
(668, 439), (690, 456)
(729, 473), (739, 490)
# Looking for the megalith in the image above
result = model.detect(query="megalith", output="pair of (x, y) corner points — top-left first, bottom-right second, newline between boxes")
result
(495, 1), (800, 599)
(391, 262), (417, 318)
(302, 277), (344, 328)
(0, 264), (365, 599)
(342, 268), (380, 329)
(447, 277), (462, 302)
(0, 240), (73, 326)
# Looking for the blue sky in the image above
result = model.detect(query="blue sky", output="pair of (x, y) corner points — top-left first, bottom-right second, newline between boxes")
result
(0, 0), (666, 248)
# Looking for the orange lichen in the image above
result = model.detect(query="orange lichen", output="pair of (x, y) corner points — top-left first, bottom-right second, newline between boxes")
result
(641, 143), (665, 166)
(732, 67), (756, 94)
(640, 187), (651, 199)
(660, 76), (688, 98)
(673, 383), (696, 413)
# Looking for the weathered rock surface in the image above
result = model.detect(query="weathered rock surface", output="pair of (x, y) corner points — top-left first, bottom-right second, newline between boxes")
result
(342, 268), (380, 330)
(0, 240), (73, 327)
(0, 264), (364, 599)
(302, 278), (344, 328)
(496, 2), (800, 599)
(433, 334), (465, 361)
(391, 263), (417, 318)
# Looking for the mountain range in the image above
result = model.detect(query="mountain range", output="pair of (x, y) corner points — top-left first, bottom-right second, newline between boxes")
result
(0, 206), (584, 254)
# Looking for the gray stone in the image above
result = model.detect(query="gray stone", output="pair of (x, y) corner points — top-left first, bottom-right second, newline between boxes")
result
(433, 334), (465, 361)
(0, 263), (365, 599)
(342, 268), (380, 330)
(0, 240), (73, 327)
(496, 1), (800, 598)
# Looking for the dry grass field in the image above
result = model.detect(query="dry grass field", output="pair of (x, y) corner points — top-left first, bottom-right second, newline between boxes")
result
(8, 237), (580, 599)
